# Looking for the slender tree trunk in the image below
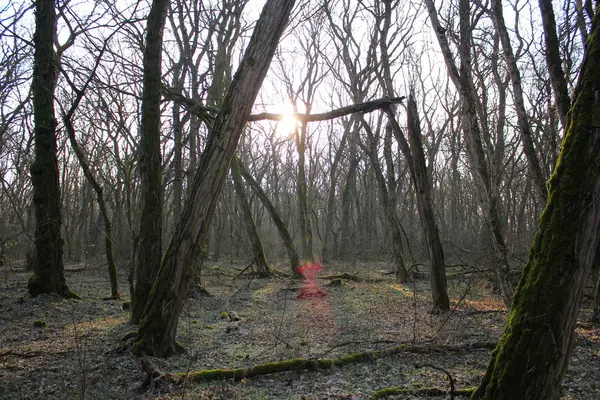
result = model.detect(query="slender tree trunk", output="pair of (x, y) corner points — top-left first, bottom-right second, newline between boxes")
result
(132, 0), (169, 324)
(230, 157), (271, 277)
(474, 11), (600, 397)
(322, 129), (348, 263)
(339, 134), (358, 259)
(64, 116), (119, 299)
(491, 0), (548, 202)
(538, 0), (572, 127)
(132, 0), (296, 357)
(593, 267), (600, 323)
(386, 96), (449, 311)
(425, 0), (514, 308)
(172, 85), (184, 223)
(296, 123), (314, 262)
(360, 121), (408, 283)
(236, 156), (301, 276)
(27, 0), (75, 298)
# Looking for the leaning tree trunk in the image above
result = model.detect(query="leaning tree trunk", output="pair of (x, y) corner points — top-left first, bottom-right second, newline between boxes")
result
(64, 115), (119, 299)
(425, 0), (514, 308)
(27, 0), (75, 298)
(236, 156), (301, 276)
(132, 0), (296, 357)
(474, 10), (600, 398)
(538, 0), (571, 127)
(491, 0), (548, 202)
(385, 97), (449, 312)
(131, 0), (169, 324)
(230, 157), (271, 277)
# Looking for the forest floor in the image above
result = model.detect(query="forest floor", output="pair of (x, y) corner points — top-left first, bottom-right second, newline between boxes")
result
(0, 258), (599, 400)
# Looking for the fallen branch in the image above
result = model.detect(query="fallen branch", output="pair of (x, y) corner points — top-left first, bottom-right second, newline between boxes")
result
(317, 273), (361, 282)
(162, 86), (405, 125)
(369, 386), (476, 399)
(143, 342), (495, 384)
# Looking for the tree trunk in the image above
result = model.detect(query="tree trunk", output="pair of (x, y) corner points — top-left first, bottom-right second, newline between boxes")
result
(131, 0), (169, 324)
(230, 157), (271, 277)
(474, 10), (600, 397)
(338, 131), (359, 259)
(132, 0), (296, 357)
(424, 0), (514, 308)
(64, 116), (119, 299)
(491, 0), (548, 202)
(236, 156), (301, 276)
(386, 96), (449, 311)
(27, 0), (75, 298)
(538, 0), (571, 127)
(296, 123), (314, 262)
(322, 127), (348, 263)
(592, 266), (600, 323)
(360, 120), (408, 283)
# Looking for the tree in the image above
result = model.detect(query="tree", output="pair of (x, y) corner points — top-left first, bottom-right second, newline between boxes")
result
(132, 0), (296, 357)
(474, 7), (600, 398)
(230, 156), (271, 277)
(424, 0), (514, 307)
(27, 0), (76, 298)
(235, 155), (301, 276)
(385, 95), (450, 312)
(538, 0), (571, 127)
(490, 0), (548, 202)
(131, 0), (169, 324)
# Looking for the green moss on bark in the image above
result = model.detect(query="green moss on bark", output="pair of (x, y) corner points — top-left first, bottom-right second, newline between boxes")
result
(473, 8), (600, 400)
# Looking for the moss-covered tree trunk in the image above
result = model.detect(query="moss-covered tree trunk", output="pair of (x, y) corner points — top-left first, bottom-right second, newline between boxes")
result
(132, 0), (296, 357)
(473, 9), (600, 398)
(236, 156), (301, 276)
(230, 157), (271, 277)
(131, 0), (169, 324)
(27, 0), (74, 298)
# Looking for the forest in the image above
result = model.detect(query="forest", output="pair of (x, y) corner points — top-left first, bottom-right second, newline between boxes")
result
(0, 0), (599, 398)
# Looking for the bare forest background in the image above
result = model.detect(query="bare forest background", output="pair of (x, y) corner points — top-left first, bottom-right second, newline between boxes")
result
(1, 0), (600, 398)
(2, 0), (583, 289)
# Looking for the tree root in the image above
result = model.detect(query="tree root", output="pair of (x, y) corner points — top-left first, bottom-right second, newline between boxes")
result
(142, 342), (495, 384)
(369, 386), (476, 399)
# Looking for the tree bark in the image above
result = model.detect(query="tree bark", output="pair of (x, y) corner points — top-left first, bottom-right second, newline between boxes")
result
(27, 0), (75, 298)
(132, 0), (169, 324)
(474, 9), (600, 397)
(230, 157), (271, 277)
(132, 0), (296, 357)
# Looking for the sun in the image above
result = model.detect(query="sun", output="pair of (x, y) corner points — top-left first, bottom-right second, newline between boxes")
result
(271, 102), (298, 136)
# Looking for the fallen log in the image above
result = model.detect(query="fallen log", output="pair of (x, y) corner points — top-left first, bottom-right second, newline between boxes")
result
(369, 386), (475, 399)
(141, 342), (496, 385)
(317, 273), (361, 282)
